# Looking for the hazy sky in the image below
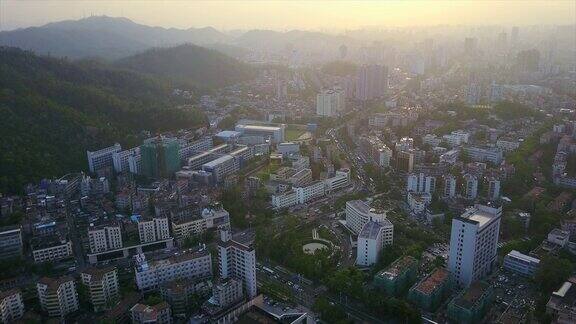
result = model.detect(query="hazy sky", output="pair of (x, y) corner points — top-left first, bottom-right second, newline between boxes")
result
(1, 0), (575, 31)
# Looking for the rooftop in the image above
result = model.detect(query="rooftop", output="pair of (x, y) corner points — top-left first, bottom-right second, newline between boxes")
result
(413, 268), (450, 295)
(453, 281), (492, 310)
(202, 154), (235, 168)
(506, 250), (540, 264)
(376, 256), (417, 281)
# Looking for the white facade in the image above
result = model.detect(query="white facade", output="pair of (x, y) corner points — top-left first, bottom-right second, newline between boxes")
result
(171, 207), (230, 242)
(138, 218), (170, 244)
(448, 204), (502, 287)
(32, 241), (73, 263)
(277, 142), (300, 156)
(345, 200), (386, 235)
(37, 277), (79, 318)
(406, 173), (436, 194)
(464, 147), (504, 164)
(356, 219), (394, 267)
(503, 250), (540, 277)
(440, 149), (460, 164)
(235, 124), (285, 143)
(112, 147), (140, 173)
(487, 178), (501, 200)
(406, 191), (432, 215)
(316, 88), (345, 117)
(88, 225), (123, 253)
(463, 174), (478, 200)
(87, 143), (122, 172)
(218, 230), (257, 298)
(443, 175), (457, 198)
(0, 289), (24, 323)
(80, 267), (119, 312)
(134, 251), (212, 291)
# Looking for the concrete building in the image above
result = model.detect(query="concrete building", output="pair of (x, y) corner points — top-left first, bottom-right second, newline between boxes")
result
(0, 227), (23, 260)
(448, 204), (502, 287)
(37, 276), (79, 318)
(443, 175), (457, 198)
(171, 206), (230, 243)
(407, 191), (432, 215)
(212, 278), (244, 308)
(374, 256), (418, 297)
(356, 65), (388, 101)
(395, 151), (414, 173)
(464, 147), (504, 165)
(346, 200), (386, 235)
(87, 143), (122, 173)
(546, 276), (576, 323)
(440, 149), (460, 165)
(235, 123), (285, 143)
(486, 177), (501, 200)
(406, 173), (436, 194)
(81, 267), (119, 312)
(178, 137), (213, 163)
(463, 174), (479, 200)
(408, 268), (451, 312)
(187, 144), (231, 170)
(140, 137), (180, 178)
(134, 250), (212, 291)
(218, 229), (257, 299)
(277, 142), (300, 156)
(160, 279), (212, 317)
(447, 281), (494, 324)
(31, 235), (73, 263)
(202, 154), (239, 184)
(137, 217), (170, 244)
(503, 250), (540, 277)
(88, 224), (123, 253)
(547, 228), (570, 247)
(0, 289), (24, 323)
(112, 147), (141, 173)
(316, 88), (345, 116)
(130, 302), (172, 324)
(356, 219), (394, 267)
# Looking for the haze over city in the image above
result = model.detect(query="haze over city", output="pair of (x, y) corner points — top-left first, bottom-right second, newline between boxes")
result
(2, 0), (575, 31)
(0, 1), (575, 324)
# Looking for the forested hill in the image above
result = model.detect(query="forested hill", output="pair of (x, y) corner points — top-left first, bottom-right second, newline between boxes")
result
(115, 44), (256, 89)
(0, 47), (206, 194)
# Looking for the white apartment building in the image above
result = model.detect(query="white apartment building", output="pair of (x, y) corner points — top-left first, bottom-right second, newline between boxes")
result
(87, 143), (122, 172)
(422, 134), (442, 147)
(0, 289), (24, 323)
(406, 173), (436, 194)
(503, 250), (540, 277)
(0, 227), (23, 260)
(288, 168), (312, 187)
(88, 225), (123, 253)
(324, 169), (350, 193)
(406, 191), (432, 215)
(112, 147), (141, 173)
(277, 142), (300, 156)
(138, 217), (170, 244)
(487, 177), (501, 200)
(345, 200), (386, 235)
(80, 267), (119, 312)
(218, 229), (257, 298)
(448, 204), (502, 287)
(178, 137), (213, 163)
(463, 174), (479, 200)
(171, 207), (230, 242)
(464, 146), (504, 164)
(235, 124), (285, 143)
(212, 278), (244, 308)
(439, 149), (460, 165)
(443, 175), (457, 198)
(134, 250), (212, 291)
(37, 276), (79, 318)
(356, 219), (394, 267)
(202, 154), (239, 184)
(316, 88), (345, 117)
(187, 144), (230, 170)
(32, 239), (73, 263)
(271, 191), (298, 209)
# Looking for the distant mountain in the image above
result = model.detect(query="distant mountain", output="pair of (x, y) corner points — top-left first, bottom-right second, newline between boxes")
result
(0, 16), (231, 60)
(116, 44), (256, 89)
(0, 47), (206, 193)
(234, 29), (356, 51)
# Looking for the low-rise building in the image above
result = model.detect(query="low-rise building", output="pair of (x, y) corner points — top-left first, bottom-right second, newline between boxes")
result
(160, 279), (212, 317)
(408, 268), (451, 312)
(31, 234), (73, 263)
(373, 256), (418, 297)
(171, 206), (230, 243)
(548, 228), (570, 247)
(546, 276), (576, 323)
(447, 281), (494, 324)
(503, 250), (540, 277)
(130, 302), (172, 324)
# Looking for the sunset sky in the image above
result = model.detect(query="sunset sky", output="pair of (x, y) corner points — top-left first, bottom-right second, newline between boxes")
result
(1, 0), (575, 31)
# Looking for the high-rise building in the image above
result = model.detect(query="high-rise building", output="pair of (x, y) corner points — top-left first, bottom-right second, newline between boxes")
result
(463, 174), (479, 200)
(356, 220), (394, 267)
(0, 227), (23, 260)
(486, 177), (501, 200)
(88, 224), (123, 253)
(316, 88), (345, 117)
(140, 137), (180, 178)
(448, 204), (502, 287)
(395, 151), (414, 173)
(0, 289), (25, 323)
(443, 175), (457, 199)
(87, 143), (122, 173)
(356, 65), (388, 101)
(80, 267), (119, 312)
(406, 173), (436, 194)
(112, 147), (141, 173)
(37, 276), (79, 318)
(217, 229), (257, 299)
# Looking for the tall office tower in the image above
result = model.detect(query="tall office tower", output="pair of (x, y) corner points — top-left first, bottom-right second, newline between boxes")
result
(37, 276), (79, 318)
(218, 229), (257, 298)
(80, 267), (119, 312)
(486, 177), (501, 201)
(448, 204), (502, 287)
(356, 65), (388, 101)
(443, 175), (457, 199)
(140, 136), (180, 178)
(87, 143), (122, 173)
(463, 174), (478, 200)
(316, 88), (345, 117)
(464, 37), (478, 56)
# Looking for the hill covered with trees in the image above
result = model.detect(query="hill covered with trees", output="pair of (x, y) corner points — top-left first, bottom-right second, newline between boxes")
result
(0, 47), (206, 193)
